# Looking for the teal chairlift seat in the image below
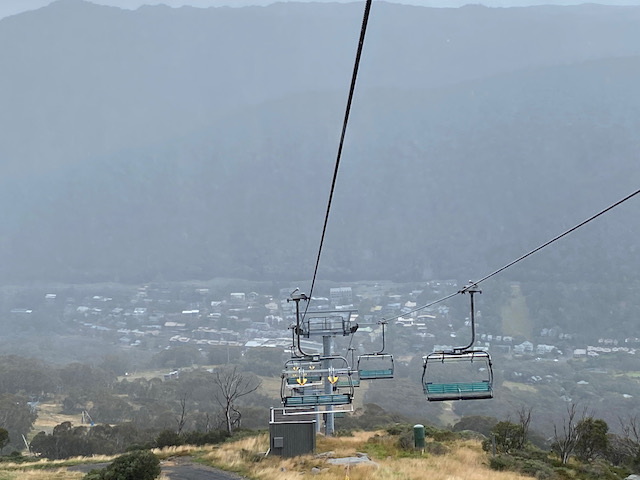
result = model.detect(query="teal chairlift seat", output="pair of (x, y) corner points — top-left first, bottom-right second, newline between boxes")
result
(281, 356), (354, 408)
(357, 321), (394, 380)
(422, 350), (493, 401)
(421, 284), (494, 402)
(357, 354), (394, 380)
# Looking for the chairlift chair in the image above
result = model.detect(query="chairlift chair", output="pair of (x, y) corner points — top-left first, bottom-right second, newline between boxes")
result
(421, 284), (494, 401)
(422, 349), (493, 401)
(281, 356), (355, 409)
(357, 353), (394, 380)
(357, 321), (394, 380)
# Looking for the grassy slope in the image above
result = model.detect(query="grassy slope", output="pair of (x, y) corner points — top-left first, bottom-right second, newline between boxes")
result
(201, 432), (536, 480)
(0, 431), (535, 480)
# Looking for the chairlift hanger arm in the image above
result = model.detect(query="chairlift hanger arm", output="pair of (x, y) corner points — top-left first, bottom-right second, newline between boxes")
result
(288, 291), (314, 357)
(453, 284), (481, 353)
(376, 320), (388, 355)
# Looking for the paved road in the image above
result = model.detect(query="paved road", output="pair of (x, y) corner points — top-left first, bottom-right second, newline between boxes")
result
(162, 458), (247, 480)
(69, 457), (247, 480)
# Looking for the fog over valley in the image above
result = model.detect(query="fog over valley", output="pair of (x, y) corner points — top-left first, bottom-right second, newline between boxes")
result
(0, 1), (639, 474)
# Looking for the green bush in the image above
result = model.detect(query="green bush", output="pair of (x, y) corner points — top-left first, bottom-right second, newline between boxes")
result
(431, 430), (457, 442)
(551, 466), (574, 480)
(489, 449), (557, 480)
(386, 423), (411, 436)
(83, 450), (160, 480)
(362, 434), (396, 458)
(83, 470), (104, 480)
(489, 454), (516, 471)
(0, 451), (30, 464)
(574, 459), (628, 480)
(452, 416), (498, 437)
(155, 429), (182, 448)
(397, 430), (414, 450)
(424, 441), (448, 456)
(520, 459), (554, 480)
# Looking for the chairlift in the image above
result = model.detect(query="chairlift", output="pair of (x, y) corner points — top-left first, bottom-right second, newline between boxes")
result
(282, 358), (323, 386)
(358, 354), (394, 380)
(421, 284), (494, 401)
(287, 289), (358, 359)
(281, 356), (354, 408)
(422, 349), (493, 401)
(338, 347), (360, 387)
(357, 321), (394, 380)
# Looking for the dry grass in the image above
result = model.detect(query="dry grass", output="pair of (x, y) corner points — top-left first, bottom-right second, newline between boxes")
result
(0, 468), (84, 480)
(502, 381), (537, 393)
(32, 402), (82, 433)
(0, 452), (175, 480)
(201, 433), (536, 480)
(437, 400), (461, 426)
(316, 430), (381, 452)
(0, 456), (108, 470)
(152, 444), (207, 459)
(258, 376), (281, 399)
(0, 428), (536, 480)
(203, 433), (269, 472)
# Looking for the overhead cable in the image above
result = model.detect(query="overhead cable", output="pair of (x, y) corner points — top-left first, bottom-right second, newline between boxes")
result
(466, 187), (640, 289)
(385, 187), (640, 322)
(303, 0), (373, 319)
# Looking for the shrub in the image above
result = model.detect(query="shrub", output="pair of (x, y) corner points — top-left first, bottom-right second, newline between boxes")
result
(453, 416), (498, 437)
(432, 430), (457, 442)
(520, 459), (554, 480)
(488, 449), (556, 480)
(424, 441), (448, 456)
(488, 421), (526, 454)
(83, 450), (160, 480)
(397, 430), (414, 450)
(155, 429), (181, 449)
(386, 423), (411, 436)
(363, 434), (397, 458)
(552, 466), (574, 480)
(0, 451), (30, 464)
(83, 470), (104, 480)
(489, 455), (516, 471)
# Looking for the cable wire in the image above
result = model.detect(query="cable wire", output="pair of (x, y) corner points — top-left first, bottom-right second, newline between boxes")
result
(385, 187), (640, 322)
(302, 0), (373, 319)
(468, 187), (640, 288)
(383, 291), (460, 324)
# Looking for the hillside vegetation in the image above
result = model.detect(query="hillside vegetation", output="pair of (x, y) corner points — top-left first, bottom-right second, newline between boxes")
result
(0, 1), (639, 286)
(0, 430), (536, 480)
(2, 424), (635, 480)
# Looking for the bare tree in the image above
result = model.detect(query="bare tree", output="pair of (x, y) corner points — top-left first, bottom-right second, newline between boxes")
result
(211, 365), (261, 435)
(552, 403), (588, 464)
(516, 405), (533, 443)
(619, 414), (640, 446)
(612, 415), (640, 464)
(175, 393), (189, 435)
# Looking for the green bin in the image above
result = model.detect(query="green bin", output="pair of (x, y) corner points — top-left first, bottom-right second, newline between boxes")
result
(414, 424), (425, 449)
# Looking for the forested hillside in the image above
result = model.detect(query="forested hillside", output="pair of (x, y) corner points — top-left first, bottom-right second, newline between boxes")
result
(0, 1), (638, 292)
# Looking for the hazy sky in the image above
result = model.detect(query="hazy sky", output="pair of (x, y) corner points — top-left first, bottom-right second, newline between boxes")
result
(3, 0), (640, 22)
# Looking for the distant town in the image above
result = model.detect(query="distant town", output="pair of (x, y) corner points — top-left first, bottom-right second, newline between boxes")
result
(6, 280), (639, 370)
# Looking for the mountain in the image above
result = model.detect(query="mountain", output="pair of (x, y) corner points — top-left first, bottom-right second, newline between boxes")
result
(5, 0), (640, 22)
(0, 1), (639, 285)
